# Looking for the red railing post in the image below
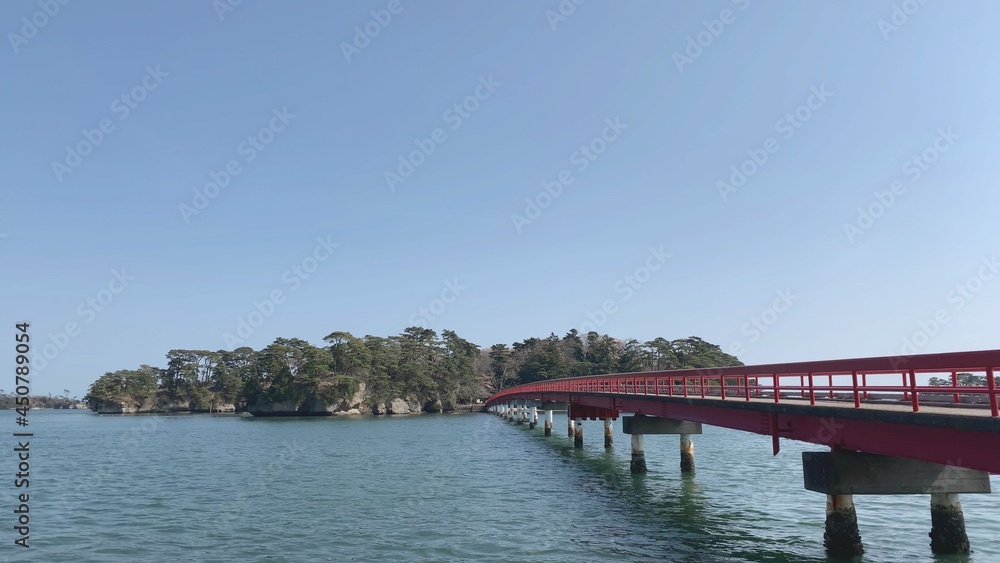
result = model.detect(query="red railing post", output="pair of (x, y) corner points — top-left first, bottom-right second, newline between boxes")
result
(902, 371), (909, 401)
(988, 367), (998, 417)
(683, 377), (688, 397)
(808, 372), (815, 405)
(668, 377), (674, 397)
(744, 375), (750, 401)
(799, 374), (805, 398)
(828, 374), (834, 400)
(700, 376), (706, 398)
(851, 370), (860, 408)
(951, 371), (959, 404)
(861, 373), (868, 399)
(720, 375), (727, 400)
(773, 373), (780, 403)
(909, 369), (919, 412)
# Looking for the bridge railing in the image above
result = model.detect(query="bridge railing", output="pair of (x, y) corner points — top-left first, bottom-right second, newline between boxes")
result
(487, 349), (1000, 417)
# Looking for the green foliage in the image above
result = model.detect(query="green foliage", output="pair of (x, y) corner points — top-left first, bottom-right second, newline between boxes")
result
(83, 366), (160, 410)
(83, 328), (741, 412)
(928, 372), (999, 387)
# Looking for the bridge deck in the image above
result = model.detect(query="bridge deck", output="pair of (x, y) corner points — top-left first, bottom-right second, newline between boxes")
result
(486, 349), (1000, 473)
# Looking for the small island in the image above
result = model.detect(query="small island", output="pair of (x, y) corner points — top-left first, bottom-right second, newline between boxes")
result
(82, 328), (743, 416)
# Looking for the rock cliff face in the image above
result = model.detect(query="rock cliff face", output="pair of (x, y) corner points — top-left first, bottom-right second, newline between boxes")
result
(90, 382), (452, 417)
(387, 398), (411, 414)
(93, 396), (158, 414)
(246, 383), (369, 417)
(92, 397), (239, 415)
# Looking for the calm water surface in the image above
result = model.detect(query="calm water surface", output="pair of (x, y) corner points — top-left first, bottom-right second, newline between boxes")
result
(3, 410), (997, 562)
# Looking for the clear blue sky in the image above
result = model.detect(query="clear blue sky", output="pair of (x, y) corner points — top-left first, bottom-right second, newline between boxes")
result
(3, 1), (999, 397)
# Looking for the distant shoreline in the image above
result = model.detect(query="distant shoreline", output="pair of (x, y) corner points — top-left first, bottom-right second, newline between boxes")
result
(24, 403), (486, 416)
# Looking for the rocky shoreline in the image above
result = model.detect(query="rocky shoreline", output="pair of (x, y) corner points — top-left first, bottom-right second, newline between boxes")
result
(89, 383), (479, 416)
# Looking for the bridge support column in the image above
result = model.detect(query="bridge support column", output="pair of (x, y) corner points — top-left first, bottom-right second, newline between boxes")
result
(824, 494), (863, 558)
(529, 406), (537, 430)
(517, 403), (525, 425)
(508, 404), (515, 423)
(630, 434), (646, 473)
(622, 416), (702, 474)
(930, 493), (969, 554)
(603, 417), (613, 449)
(680, 434), (695, 473)
(567, 417), (574, 438)
(803, 450), (989, 556)
(573, 418), (584, 448)
(544, 410), (553, 436)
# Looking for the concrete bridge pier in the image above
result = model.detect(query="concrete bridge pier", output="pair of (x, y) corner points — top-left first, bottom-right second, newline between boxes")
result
(567, 417), (574, 438)
(803, 450), (990, 556)
(824, 494), (863, 558)
(544, 410), (553, 436)
(529, 406), (537, 430)
(603, 417), (614, 449)
(517, 402), (525, 425)
(680, 433), (695, 473)
(508, 404), (516, 423)
(930, 493), (969, 554)
(622, 415), (703, 474)
(630, 434), (646, 473)
(573, 418), (584, 448)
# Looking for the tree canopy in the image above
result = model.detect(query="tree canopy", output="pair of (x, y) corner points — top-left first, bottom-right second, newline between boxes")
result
(84, 328), (742, 413)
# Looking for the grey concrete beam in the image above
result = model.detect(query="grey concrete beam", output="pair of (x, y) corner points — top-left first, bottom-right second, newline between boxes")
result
(622, 416), (703, 435)
(803, 450), (991, 495)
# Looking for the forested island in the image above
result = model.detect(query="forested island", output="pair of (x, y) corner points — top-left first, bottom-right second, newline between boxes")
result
(82, 328), (743, 416)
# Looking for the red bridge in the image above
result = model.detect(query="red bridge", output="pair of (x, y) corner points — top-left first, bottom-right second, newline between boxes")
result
(484, 348), (1000, 558)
